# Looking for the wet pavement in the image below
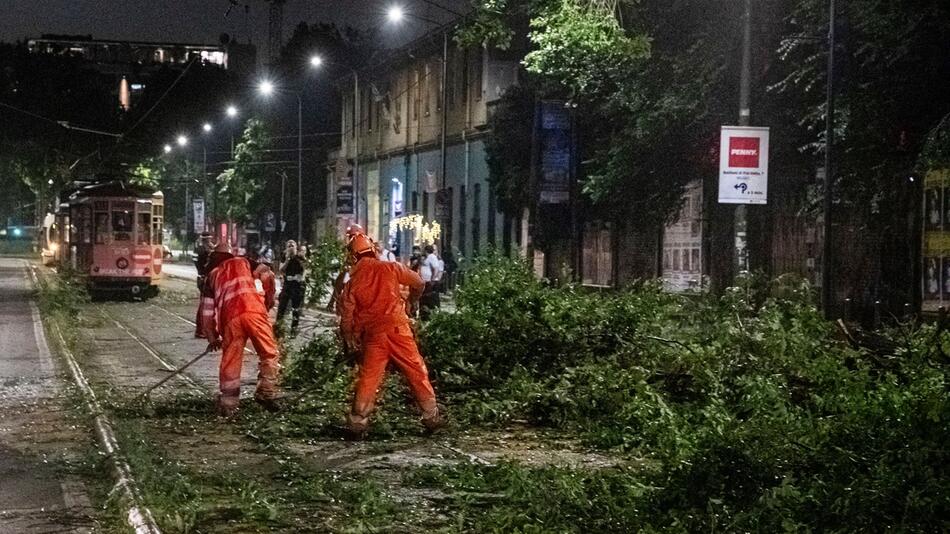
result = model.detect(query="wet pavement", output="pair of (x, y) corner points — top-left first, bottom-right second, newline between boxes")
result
(0, 258), (94, 533)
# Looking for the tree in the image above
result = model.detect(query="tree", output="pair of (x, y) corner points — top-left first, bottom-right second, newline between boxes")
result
(216, 118), (273, 223)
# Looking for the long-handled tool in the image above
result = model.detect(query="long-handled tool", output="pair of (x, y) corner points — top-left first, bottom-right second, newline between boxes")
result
(137, 348), (212, 400)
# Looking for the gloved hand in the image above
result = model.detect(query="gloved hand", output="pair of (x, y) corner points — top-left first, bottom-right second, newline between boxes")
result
(207, 337), (222, 352)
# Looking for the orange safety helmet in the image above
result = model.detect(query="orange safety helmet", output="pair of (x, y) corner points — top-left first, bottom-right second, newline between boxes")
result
(347, 233), (375, 257)
(345, 224), (365, 238)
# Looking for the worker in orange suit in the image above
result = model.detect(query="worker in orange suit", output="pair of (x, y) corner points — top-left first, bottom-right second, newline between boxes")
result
(338, 232), (444, 439)
(199, 242), (281, 417)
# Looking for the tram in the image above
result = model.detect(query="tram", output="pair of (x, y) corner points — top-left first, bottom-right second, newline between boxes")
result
(54, 181), (165, 297)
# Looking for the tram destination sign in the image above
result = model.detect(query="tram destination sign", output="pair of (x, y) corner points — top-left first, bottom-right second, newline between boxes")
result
(717, 125), (769, 205)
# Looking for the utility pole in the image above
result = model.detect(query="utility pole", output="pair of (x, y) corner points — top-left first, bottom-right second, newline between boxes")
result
(735, 0), (753, 275)
(297, 94), (303, 243)
(353, 74), (361, 227)
(822, 0), (836, 318)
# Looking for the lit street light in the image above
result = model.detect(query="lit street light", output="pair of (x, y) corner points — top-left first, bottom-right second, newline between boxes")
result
(387, 5), (404, 23)
(177, 135), (188, 147)
(202, 122), (212, 133)
(163, 144), (172, 153)
(259, 80), (275, 96)
(310, 52), (362, 226)
(226, 105), (238, 117)
(258, 81), (303, 242)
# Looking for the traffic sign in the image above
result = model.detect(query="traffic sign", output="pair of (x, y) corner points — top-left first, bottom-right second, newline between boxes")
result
(718, 125), (769, 204)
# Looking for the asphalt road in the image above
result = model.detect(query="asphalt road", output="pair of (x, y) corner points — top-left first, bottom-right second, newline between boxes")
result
(161, 261), (198, 281)
(0, 257), (93, 533)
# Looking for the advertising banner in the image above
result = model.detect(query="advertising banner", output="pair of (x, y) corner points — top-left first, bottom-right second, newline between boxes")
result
(718, 125), (770, 204)
(192, 198), (205, 234)
(335, 158), (354, 215)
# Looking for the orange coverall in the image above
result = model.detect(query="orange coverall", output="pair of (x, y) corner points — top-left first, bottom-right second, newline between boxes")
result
(200, 257), (279, 411)
(339, 256), (438, 429)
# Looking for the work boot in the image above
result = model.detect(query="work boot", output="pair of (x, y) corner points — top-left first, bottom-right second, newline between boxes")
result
(344, 413), (370, 441)
(254, 392), (283, 413)
(214, 393), (240, 418)
(420, 400), (445, 434)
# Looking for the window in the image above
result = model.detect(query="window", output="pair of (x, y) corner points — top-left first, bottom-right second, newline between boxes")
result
(423, 62), (431, 116)
(94, 212), (109, 244)
(112, 202), (134, 242)
(472, 183), (481, 254)
(77, 206), (92, 244)
(458, 185), (466, 256)
(137, 213), (151, 245)
(413, 67), (421, 121)
(472, 48), (483, 102)
(447, 47), (456, 110)
(412, 191), (419, 212)
(487, 184), (497, 247)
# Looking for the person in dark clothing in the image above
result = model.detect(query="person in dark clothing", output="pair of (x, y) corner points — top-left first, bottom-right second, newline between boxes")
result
(192, 234), (214, 338)
(277, 243), (307, 334)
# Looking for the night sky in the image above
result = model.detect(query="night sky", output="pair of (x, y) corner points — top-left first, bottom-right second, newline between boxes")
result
(0, 0), (468, 46)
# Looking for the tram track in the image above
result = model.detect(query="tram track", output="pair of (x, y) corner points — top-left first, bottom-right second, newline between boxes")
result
(99, 307), (207, 395)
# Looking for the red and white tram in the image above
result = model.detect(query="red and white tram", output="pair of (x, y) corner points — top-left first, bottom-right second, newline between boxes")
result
(55, 181), (164, 297)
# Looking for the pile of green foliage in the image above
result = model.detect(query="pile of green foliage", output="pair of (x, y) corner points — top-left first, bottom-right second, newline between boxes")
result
(303, 234), (347, 306)
(286, 254), (948, 529)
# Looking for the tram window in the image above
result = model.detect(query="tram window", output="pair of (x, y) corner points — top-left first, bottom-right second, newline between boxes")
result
(78, 206), (92, 244)
(95, 212), (109, 244)
(137, 213), (151, 245)
(113, 210), (133, 242)
(153, 218), (163, 245)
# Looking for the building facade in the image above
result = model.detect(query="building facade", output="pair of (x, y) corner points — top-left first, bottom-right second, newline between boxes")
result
(327, 32), (522, 265)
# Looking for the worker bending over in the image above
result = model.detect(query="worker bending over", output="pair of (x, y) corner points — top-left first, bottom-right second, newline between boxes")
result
(338, 232), (443, 439)
(199, 242), (281, 417)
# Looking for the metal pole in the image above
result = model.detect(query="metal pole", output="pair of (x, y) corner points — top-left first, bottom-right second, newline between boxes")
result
(353, 73), (360, 227)
(822, 0), (836, 318)
(202, 145), (208, 233)
(734, 0), (752, 276)
(297, 94), (303, 243)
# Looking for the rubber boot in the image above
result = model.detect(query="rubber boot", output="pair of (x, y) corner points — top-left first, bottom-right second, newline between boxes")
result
(214, 393), (240, 418)
(255, 363), (282, 413)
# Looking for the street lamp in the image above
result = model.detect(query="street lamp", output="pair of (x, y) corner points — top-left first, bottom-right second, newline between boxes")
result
(259, 81), (304, 242)
(259, 80), (275, 96)
(309, 54), (362, 226)
(387, 5), (404, 23)
(226, 105), (238, 118)
(163, 144), (172, 154)
(177, 135), (188, 147)
(202, 122), (213, 133)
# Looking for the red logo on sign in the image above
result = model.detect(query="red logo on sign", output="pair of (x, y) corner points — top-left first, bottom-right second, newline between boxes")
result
(728, 137), (760, 168)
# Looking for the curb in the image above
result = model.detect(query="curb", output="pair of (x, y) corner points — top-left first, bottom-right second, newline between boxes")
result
(28, 264), (163, 534)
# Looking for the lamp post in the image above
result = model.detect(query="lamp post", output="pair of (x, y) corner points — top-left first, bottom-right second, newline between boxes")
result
(259, 81), (304, 243)
(310, 54), (361, 227)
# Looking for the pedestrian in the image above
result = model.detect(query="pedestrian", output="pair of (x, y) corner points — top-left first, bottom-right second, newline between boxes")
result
(338, 231), (443, 439)
(192, 233), (214, 338)
(277, 243), (307, 335)
(199, 241), (281, 417)
(259, 241), (275, 264)
(376, 239), (397, 262)
(419, 244), (443, 320)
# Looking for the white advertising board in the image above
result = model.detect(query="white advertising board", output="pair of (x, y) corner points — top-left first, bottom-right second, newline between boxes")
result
(718, 125), (769, 205)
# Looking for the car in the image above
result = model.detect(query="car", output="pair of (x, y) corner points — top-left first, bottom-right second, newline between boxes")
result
(162, 245), (173, 259)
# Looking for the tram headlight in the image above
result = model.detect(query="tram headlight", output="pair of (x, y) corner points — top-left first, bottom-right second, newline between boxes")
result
(116, 258), (129, 270)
